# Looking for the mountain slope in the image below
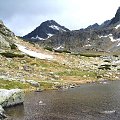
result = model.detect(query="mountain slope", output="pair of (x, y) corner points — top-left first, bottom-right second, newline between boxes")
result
(0, 20), (16, 50)
(23, 20), (70, 42)
(81, 7), (120, 31)
(37, 7), (120, 54)
(109, 7), (120, 25)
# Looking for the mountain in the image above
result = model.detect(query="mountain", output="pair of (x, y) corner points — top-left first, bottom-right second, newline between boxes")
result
(23, 20), (70, 42)
(85, 20), (112, 31)
(37, 7), (120, 54)
(85, 23), (100, 31)
(0, 20), (16, 51)
(109, 7), (120, 25)
(81, 7), (120, 31)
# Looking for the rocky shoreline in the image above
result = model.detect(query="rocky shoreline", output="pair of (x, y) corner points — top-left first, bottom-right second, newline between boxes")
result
(0, 78), (117, 120)
(0, 89), (24, 119)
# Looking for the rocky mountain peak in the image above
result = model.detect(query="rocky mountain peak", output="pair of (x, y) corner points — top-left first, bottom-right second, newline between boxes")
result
(85, 23), (99, 30)
(41, 20), (58, 26)
(109, 7), (120, 25)
(23, 20), (69, 41)
(37, 7), (120, 54)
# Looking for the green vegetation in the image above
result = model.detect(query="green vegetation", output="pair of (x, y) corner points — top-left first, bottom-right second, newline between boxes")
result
(10, 44), (17, 50)
(79, 53), (101, 57)
(44, 46), (71, 53)
(0, 52), (25, 58)
(0, 40), (119, 90)
(57, 69), (97, 78)
(0, 79), (30, 89)
(54, 49), (71, 53)
(39, 81), (54, 90)
(44, 47), (53, 51)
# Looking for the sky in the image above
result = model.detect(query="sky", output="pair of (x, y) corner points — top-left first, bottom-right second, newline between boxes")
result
(0, 0), (120, 36)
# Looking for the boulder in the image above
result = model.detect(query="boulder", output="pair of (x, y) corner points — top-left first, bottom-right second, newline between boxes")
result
(0, 89), (24, 107)
(0, 105), (6, 119)
(26, 80), (40, 87)
(0, 105), (4, 114)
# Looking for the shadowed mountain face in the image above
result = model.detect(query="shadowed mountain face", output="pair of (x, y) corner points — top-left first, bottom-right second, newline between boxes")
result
(23, 20), (70, 42)
(36, 7), (120, 54)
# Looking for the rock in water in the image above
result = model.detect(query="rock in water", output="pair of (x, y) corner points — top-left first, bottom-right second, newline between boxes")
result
(100, 110), (117, 114)
(0, 105), (7, 119)
(0, 89), (24, 107)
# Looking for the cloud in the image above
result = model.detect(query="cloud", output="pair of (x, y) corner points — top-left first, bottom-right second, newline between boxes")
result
(0, 0), (64, 19)
(0, 0), (120, 36)
(0, 0), (67, 35)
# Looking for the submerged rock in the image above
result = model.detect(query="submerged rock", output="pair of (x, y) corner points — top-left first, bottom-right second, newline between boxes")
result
(0, 89), (24, 107)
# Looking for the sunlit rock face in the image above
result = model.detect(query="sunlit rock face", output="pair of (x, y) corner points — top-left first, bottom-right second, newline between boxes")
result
(0, 20), (16, 50)
(110, 7), (120, 25)
(0, 89), (24, 107)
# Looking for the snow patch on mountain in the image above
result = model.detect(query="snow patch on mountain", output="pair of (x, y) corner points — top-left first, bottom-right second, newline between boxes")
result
(47, 33), (54, 38)
(117, 42), (120, 46)
(109, 36), (120, 42)
(49, 25), (66, 32)
(109, 36), (115, 42)
(98, 34), (120, 42)
(54, 45), (64, 50)
(98, 34), (112, 39)
(31, 35), (45, 40)
(115, 24), (120, 29)
(15, 44), (53, 60)
(31, 34), (54, 40)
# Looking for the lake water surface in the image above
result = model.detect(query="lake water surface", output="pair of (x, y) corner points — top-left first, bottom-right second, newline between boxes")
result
(5, 81), (120, 120)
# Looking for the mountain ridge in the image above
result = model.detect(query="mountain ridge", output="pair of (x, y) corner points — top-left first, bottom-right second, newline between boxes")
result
(23, 20), (70, 42)
(35, 7), (120, 54)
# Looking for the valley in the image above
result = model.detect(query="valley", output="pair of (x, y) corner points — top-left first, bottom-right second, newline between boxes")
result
(0, 6), (120, 120)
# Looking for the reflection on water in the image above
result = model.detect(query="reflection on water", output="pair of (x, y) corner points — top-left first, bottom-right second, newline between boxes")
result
(5, 104), (24, 120)
(5, 81), (120, 120)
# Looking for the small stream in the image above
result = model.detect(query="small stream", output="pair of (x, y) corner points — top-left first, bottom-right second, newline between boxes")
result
(5, 80), (120, 120)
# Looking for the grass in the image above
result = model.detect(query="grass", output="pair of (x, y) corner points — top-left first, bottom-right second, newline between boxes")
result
(39, 81), (54, 90)
(57, 69), (97, 78)
(44, 47), (53, 51)
(10, 44), (17, 50)
(1, 44), (116, 89)
(79, 53), (101, 57)
(0, 52), (25, 58)
(29, 58), (68, 72)
(0, 79), (31, 89)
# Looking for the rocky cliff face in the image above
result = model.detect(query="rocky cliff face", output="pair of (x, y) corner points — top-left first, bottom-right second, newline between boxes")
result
(23, 20), (70, 42)
(109, 7), (120, 25)
(0, 20), (16, 51)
